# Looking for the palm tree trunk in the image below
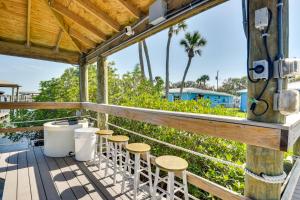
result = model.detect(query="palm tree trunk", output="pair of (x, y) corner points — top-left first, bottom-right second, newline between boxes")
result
(142, 40), (153, 84)
(179, 57), (192, 98)
(165, 27), (173, 98)
(138, 42), (146, 79)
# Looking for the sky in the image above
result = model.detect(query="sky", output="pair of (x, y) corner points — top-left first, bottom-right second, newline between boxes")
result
(0, 0), (299, 93)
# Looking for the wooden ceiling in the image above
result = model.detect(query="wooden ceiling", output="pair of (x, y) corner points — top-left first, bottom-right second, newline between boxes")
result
(0, 0), (154, 63)
(0, 0), (226, 64)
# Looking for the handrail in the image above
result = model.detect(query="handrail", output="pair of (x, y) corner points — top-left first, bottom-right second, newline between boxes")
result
(281, 159), (300, 200)
(1, 101), (300, 151)
(107, 122), (244, 169)
(0, 102), (81, 109)
(82, 102), (295, 151)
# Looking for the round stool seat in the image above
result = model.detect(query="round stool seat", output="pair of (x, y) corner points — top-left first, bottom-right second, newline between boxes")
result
(108, 135), (129, 143)
(126, 143), (151, 153)
(96, 130), (114, 135)
(155, 155), (188, 172)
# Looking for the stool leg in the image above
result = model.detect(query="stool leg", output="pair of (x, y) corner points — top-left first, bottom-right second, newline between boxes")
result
(152, 167), (160, 199)
(93, 135), (98, 163)
(98, 136), (103, 170)
(182, 170), (189, 200)
(119, 143), (123, 170)
(133, 153), (140, 200)
(146, 152), (153, 194)
(167, 172), (175, 200)
(121, 151), (130, 193)
(105, 141), (110, 177)
(113, 143), (118, 185)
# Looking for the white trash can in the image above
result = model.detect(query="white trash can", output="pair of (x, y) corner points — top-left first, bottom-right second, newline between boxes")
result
(74, 128), (99, 161)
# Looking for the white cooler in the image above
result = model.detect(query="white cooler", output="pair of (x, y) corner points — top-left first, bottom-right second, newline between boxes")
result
(74, 128), (99, 161)
(44, 120), (88, 157)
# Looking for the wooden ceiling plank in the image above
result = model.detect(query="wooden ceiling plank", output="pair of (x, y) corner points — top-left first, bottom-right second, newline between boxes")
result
(26, 0), (31, 48)
(115, 0), (141, 18)
(69, 28), (96, 48)
(0, 40), (80, 64)
(73, 0), (121, 32)
(50, 0), (107, 41)
(44, 0), (82, 53)
(54, 29), (63, 52)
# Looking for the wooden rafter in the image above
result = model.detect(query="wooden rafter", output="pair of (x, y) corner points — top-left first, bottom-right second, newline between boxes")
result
(69, 28), (96, 48)
(73, 0), (120, 32)
(50, 0), (107, 41)
(86, 0), (227, 62)
(26, 0), (31, 47)
(54, 29), (63, 52)
(44, 0), (81, 52)
(115, 0), (141, 18)
(0, 40), (80, 64)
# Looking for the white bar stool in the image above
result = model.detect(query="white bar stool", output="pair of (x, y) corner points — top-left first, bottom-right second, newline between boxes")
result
(106, 135), (129, 185)
(94, 130), (114, 170)
(152, 155), (189, 200)
(121, 143), (153, 200)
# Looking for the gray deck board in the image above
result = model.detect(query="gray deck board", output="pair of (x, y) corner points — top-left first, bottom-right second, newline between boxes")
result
(2, 152), (18, 200)
(0, 146), (153, 200)
(17, 150), (32, 200)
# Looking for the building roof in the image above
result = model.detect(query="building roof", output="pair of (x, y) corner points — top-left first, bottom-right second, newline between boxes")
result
(19, 91), (40, 95)
(0, 80), (21, 88)
(169, 88), (233, 97)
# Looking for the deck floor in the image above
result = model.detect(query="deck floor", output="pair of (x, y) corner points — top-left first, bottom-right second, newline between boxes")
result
(0, 146), (151, 200)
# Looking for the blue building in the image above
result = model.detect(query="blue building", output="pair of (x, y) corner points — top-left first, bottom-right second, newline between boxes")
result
(237, 89), (248, 112)
(168, 88), (234, 108)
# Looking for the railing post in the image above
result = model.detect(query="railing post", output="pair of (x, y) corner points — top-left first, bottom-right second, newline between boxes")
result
(245, 0), (288, 199)
(96, 56), (108, 129)
(79, 57), (89, 102)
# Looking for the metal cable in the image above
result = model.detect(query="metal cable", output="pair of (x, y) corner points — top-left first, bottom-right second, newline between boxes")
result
(107, 122), (244, 170)
(10, 115), (90, 124)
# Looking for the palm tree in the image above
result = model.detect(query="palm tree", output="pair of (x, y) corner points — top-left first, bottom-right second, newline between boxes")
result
(179, 32), (207, 98)
(165, 22), (187, 98)
(142, 40), (153, 84)
(138, 42), (146, 79)
(199, 75), (210, 86)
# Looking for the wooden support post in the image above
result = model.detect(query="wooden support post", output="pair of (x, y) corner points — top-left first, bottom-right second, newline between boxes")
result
(96, 56), (108, 129)
(11, 88), (14, 102)
(79, 58), (89, 102)
(245, 1), (289, 199)
(16, 87), (20, 102)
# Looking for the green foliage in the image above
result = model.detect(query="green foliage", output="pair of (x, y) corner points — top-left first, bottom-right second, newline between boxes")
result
(218, 76), (248, 96)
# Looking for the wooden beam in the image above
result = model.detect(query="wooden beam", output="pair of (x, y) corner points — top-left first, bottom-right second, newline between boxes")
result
(96, 56), (108, 129)
(115, 0), (141, 18)
(43, 0), (81, 52)
(26, 0), (31, 48)
(69, 28), (96, 48)
(0, 126), (44, 133)
(86, 0), (227, 62)
(54, 29), (63, 52)
(81, 103), (287, 151)
(0, 102), (81, 110)
(79, 63), (89, 102)
(73, 0), (120, 31)
(50, 0), (107, 41)
(0, 40), (80, 64)
(245, 1), (289, 199)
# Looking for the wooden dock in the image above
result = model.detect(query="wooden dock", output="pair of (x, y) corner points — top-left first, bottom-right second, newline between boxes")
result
(0, 146), (151, 200)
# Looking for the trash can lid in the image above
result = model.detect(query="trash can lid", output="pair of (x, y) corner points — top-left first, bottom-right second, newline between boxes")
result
(74, 128), (99, 133)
